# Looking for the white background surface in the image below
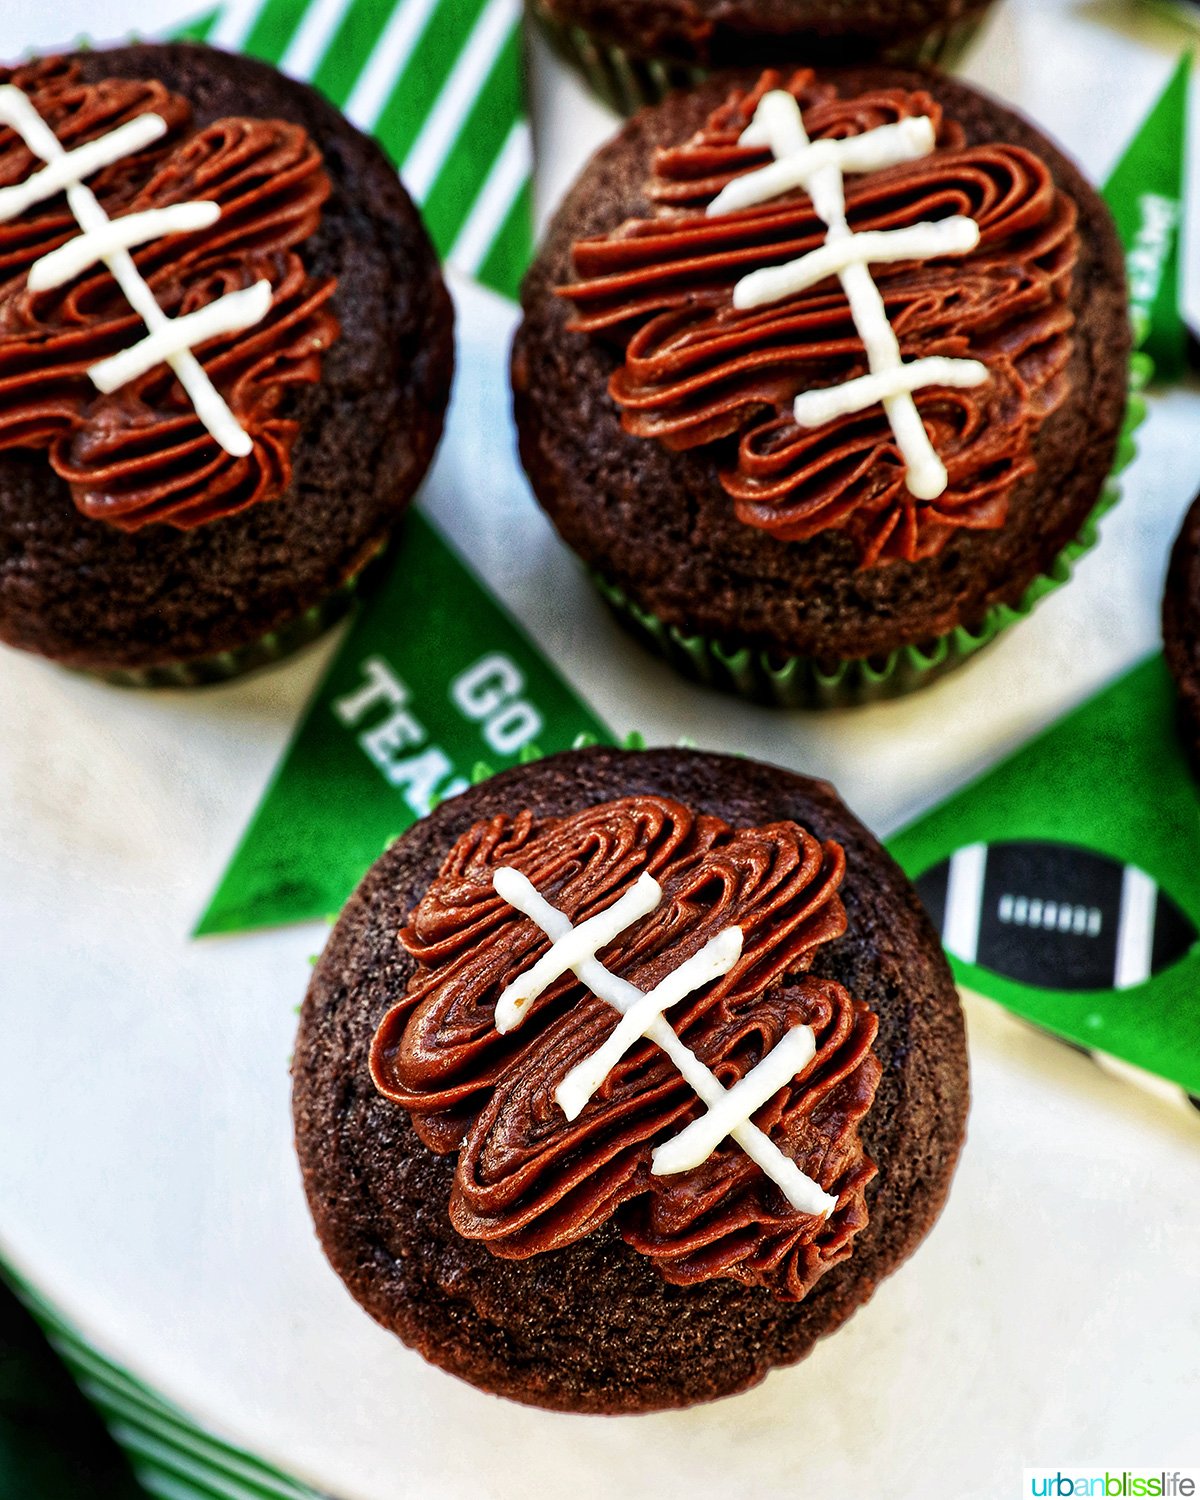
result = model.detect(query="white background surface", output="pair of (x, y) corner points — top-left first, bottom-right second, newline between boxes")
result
(3, 2), (1200, 1497)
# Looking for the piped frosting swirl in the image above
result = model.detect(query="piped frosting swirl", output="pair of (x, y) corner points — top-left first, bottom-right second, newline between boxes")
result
(561, 69), (1078, 567)
(0, 56), (338, 531)
(371, 794), (882, 1302)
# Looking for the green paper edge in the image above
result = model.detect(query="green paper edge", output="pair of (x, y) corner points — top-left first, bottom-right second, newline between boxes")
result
(194, 509), (615, 936)
(0, 1257), (324, 1500)
(1104, 52), (1192, 379)
(886, 655), (1200, 1097)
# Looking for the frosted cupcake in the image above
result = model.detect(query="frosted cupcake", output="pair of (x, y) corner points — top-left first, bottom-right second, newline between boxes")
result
(0, 43), (453, 685)
(512, 66), (1137, 706)
(294, 746), (969, 1410)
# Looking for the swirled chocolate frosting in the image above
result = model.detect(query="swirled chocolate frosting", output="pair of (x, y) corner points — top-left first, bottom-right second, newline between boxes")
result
(371, 795), (882, 1302)
(0, 56), (339, 531)
(560, 69), (1079, 567)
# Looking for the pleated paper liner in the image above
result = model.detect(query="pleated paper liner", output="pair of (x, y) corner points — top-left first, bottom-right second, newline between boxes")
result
(591, 353), (1150, 710)
(530, 1), (997, 116)
(92, 536), (393, 690)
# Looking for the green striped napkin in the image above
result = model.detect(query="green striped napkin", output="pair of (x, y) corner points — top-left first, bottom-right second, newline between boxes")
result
(1, 1260), (328, 1500)
(0, 1273), (146, 1499)
(178, 0), (532, 299)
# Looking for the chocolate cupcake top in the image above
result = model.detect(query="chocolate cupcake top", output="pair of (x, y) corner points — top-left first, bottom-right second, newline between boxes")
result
(560, 68), (1078, 568)
(514, 67), (1127, 669)
(369, 789), (883, 1302)
(0, 54), (339, 532)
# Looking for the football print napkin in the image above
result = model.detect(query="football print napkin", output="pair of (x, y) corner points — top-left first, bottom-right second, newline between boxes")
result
(888, 657), (1200, 1106)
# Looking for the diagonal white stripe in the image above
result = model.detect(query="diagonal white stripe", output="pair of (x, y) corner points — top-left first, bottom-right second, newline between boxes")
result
(279, 0), (355, 80)
(111, 1424), (298, 1500)
(493, 869), (660, 1032)
(792, 356), (989, 429)
(448, 118), (530, 277)
(29, 202), (221, 291)
(141, 1476), (220, 1500)
(708, 117), (936, 218)
(343, 0), (440, 132)
(0, 112), (166, 221)
(556, 926), (743, 1121)
(1114, 865), (1157, 990)
(652, 1022), (816, 1177)
(88, 280), (273, 393)
(209, 0), (271, 51)
(86, 1391), (306, 1492)
(734, 217), (979, 310)
(401, 0), (517, 203)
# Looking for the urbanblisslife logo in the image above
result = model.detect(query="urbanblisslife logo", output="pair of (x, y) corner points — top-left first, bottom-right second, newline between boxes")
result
(1025, 1472), (1198, 1497)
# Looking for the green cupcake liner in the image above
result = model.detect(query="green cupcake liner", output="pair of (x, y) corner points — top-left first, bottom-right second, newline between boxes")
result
(531, 2), (996, 116)
(591, 353), (1152, 710)
(92, 540), (392, 690)
(532, 5), (701, 115)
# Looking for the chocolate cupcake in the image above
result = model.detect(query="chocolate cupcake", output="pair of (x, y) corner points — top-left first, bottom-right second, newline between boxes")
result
(1163, 489), (1200, 774)
(512, 67), (1137, 707)
(533, 0), (1000, 114)
(293, 746), (968, 1412)
(0, 43), (453, 685)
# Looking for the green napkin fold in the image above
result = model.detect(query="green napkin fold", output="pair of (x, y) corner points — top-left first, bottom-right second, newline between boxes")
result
(181, 0), (532, 300)
(0, 1260), (331, 1500)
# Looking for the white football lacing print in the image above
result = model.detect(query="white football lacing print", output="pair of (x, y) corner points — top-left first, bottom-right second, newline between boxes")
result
(492, 865), (838, 1218)
(707, 88), (990, 501)
(0, 84), (273, 457)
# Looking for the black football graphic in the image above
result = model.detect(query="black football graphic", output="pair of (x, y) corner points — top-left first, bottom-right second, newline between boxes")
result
(916, 841), (1198, 992)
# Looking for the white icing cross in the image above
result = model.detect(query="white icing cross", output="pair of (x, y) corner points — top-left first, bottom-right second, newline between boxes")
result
(707, 89), (989, 501)
(492, 866), (838, 1219)
(0, 84), (272, 457)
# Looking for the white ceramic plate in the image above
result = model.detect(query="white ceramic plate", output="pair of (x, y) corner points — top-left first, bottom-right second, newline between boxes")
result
(3, 3), (1200, 1496)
